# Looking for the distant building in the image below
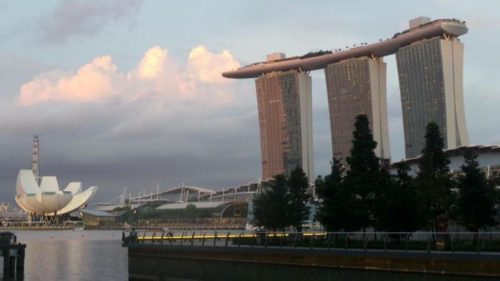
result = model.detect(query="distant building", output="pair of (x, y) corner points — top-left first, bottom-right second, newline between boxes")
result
(80, 209), (121, 226)
(255, 62), (314, 181)
(392, 145), (500, 178)
(325, 57), (390, 161)
(15, 136), (98, 218)
(396, 23), (469, 158)
(15, 170), (97, 217)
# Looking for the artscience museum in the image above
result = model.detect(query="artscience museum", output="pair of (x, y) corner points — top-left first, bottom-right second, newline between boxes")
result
(15, 169), (98, 216)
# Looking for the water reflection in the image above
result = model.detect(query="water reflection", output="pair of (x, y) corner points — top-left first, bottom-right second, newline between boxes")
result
(2, 230), (127, 281)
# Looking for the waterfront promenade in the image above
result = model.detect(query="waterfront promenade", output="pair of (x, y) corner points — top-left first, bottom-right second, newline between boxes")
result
(125, 231), (500, 280)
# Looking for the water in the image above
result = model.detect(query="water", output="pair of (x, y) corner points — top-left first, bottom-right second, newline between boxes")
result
(3, 230), (127, 281)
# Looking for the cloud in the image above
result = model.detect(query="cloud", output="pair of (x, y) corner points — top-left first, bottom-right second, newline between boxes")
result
(0, 45), (259, 202)
(37, 0), (143, 43)
(187, 46), (240, 83)
(19, 56), (123, 105)
(138, 46), (168, 80)
(18, 45), (241, 106)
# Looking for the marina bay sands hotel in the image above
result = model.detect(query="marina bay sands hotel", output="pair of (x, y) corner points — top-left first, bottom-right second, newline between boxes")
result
(223, 17), (469, 181)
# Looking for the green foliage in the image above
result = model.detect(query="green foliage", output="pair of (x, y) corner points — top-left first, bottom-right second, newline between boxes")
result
(315, 158), (361, 231)
(252, 168), (310, 232)
(251, 175), (289, 231)
(343, 114), (383, 231)
(314, 120), (499, 233)
(415, 122), (454, 230)
(287, 167), (311, 232)
(184, 204), (198, 217)
(456, 148), (497, 231)
(375, 162), (422, 232)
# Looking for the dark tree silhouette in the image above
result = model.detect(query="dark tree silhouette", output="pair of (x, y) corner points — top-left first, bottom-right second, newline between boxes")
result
(251, 175), (289, 232)
(415, 122), (454, 231)
(343, 114), (383, 232)
(457, 148), (497, 232)
(315, 158), (365, 231)
(375, 162), (422, 232)
(287, 167), (310, 232)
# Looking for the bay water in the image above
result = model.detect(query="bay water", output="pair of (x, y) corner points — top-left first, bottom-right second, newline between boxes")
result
(2, 230), (127, 281)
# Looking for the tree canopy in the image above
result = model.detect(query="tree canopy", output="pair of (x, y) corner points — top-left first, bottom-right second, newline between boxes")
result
(251, 174), (289, 231)
(315, 158), (362, 231)
(415, 122), (454, 231)
(456, 148), (498, 232)
(287, 167), (311, 232)
(343, 114), (384, 231)
(252, 169), (310, 232)
(375, 162), (422, 232)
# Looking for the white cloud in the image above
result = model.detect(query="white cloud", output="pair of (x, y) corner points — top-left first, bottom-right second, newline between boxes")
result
(19, 56), (123, 105)
(138, 46), (168, 80)
(187, 46), (240, 83)
(18, 45), (241, 106)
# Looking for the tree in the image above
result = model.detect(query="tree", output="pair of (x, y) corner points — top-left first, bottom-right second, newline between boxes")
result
(287, 167), (310, 232)
(456, 148), (497, 232)
(185, 204), (198, 218)
(415, 122), (454, 231)
(315, 158), (361, 231)
(343, 114), (383, 232)
(375, 162), (422, 232)
(315, 158), (344, 231)
(251, 175), (289, 232)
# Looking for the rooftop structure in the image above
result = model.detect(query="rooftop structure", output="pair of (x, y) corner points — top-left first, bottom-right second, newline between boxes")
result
(95, 181), (259, 212)
(223, 19), (467, 79)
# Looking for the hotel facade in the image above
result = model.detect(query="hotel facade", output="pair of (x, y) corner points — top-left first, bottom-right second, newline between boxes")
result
(223, 17), (469, 180)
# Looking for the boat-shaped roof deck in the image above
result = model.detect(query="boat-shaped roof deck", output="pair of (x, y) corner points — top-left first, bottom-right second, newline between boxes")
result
(222, 19), (467, 79)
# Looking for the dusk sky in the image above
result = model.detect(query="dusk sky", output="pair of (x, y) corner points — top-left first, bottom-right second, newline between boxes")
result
(1, 0), (499, 204)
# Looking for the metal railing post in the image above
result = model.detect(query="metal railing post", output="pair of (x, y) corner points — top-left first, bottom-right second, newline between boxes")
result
(213, 232), (217, 247)
(426, 233), (431, 254)
(405, 233), (409, 252)
(180, 232), (184, 246)
(202, 233), (206, 247)
(476, 232), (481, 255)
(225, 232), (230, 247)
(191, 232), (195, 246)
(451, 233), (455, 254)
(363, 232), (367, 252)
(383, 233), (387, 252)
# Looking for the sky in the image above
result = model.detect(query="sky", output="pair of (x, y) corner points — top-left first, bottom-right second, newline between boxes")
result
(1, 0), (499, 204)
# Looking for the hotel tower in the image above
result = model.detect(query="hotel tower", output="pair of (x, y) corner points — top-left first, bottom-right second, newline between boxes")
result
(255, 53), (314, 181)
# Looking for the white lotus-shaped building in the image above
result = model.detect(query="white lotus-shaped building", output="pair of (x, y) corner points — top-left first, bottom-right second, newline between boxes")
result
(15, 169), (98, 216)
